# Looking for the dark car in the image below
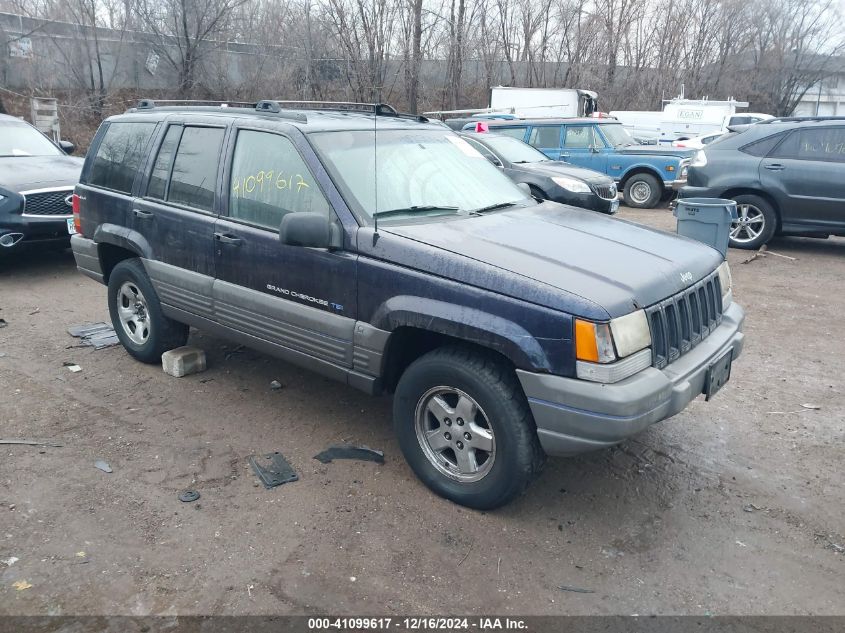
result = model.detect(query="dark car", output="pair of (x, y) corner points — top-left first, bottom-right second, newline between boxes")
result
(679, 117), (845, 249)
(70, 99), (744, 510)
(472, 118), (695, 208)
(0, 114), (83, 252)
(458, 132), (619, 214)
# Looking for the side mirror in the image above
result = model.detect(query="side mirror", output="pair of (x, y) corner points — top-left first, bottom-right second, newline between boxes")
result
(589, 146), (600, 153)
(59, 140), (75, 155)
(279, 212), (339, 249)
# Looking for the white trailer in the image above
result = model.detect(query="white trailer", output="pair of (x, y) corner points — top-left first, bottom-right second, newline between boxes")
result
(424, 87), (599, 121)
(488, 87), (598, 118)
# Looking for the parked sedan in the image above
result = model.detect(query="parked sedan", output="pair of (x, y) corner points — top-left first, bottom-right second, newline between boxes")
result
(0, 114), (83, 253)
(671, 131), (725, 149)
(458, 132), (619, 214)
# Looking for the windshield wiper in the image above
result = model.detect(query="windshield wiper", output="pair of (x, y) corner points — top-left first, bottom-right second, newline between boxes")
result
(372, 205), (459, 220)
(471, 201), (519, 214)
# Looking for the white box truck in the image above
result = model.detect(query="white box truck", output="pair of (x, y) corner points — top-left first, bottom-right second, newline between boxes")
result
(611, 98), (772, 144)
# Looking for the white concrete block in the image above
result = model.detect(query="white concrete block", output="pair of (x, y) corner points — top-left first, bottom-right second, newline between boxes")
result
(162, 346), (207, 377)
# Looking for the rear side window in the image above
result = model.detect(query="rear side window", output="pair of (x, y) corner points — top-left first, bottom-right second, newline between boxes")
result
(147, 125), (182, 200)
(168, 127), (225, 212)
(771, 127), (845, 163)
(528, 126), (561, 149)
(88, 122), (157, 194)
(229, 130), (331, 230)
(494, 127), (527, 140)
(740, 133), (785, 157)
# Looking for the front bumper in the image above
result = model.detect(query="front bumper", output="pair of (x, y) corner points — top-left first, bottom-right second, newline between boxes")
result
(517, 302), (745, 455)
(549, 188), (618, 214)
(0, 214), (71, 250)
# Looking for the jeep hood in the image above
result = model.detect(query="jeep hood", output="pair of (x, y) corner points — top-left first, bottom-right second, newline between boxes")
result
(378, 202), (723, 318)
(0, 155), (83, 192)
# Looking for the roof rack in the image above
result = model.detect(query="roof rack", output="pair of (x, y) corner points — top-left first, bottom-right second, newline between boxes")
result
(760, 116), (845, 124)
(269, 100), (429, 122)
(131, 98), (428, 124)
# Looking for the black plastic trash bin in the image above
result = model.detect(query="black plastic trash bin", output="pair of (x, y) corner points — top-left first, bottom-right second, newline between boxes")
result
(673, 198), (738, 258)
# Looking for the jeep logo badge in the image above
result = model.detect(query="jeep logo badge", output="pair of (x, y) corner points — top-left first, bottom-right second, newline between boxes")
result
(64, 194), (73, 207)
(680, 271), (693, 284)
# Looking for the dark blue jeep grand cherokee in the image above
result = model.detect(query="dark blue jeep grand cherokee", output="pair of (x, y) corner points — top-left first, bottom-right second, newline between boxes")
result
(70, 100), (745, 509)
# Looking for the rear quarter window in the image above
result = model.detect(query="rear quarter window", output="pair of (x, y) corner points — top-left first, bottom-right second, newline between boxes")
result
(88, 122), (157, 193)
(739, 132), (786, 157)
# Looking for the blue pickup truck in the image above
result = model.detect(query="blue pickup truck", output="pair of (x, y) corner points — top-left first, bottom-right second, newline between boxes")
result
(469, 118), (695, 208)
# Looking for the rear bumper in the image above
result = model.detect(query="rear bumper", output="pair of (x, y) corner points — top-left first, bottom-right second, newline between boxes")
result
(517, 302), (745, 455)
(70, 234), (104, 283)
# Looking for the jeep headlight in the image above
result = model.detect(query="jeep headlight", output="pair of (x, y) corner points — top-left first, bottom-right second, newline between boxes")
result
(552, 175), (591, 193)
(717, 261), (732, 307)
(691, 150), (707, 167)
(574, 310), (653, 383)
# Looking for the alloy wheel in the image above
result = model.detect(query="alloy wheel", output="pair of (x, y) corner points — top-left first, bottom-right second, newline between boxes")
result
(414, 386), (496, 483)
(730, 204), (765, 244)
(116, 281), (151, 345)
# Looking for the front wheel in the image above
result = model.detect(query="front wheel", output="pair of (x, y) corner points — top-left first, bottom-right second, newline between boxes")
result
(107, 258), (189, 363)
(393, 347), (545, 510)
(623, 173), (662, 208)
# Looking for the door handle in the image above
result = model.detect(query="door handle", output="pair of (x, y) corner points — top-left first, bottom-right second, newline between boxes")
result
(133, 208), (154, 218)
(764, 163), (785, 171)
(214, 232), (242, 246)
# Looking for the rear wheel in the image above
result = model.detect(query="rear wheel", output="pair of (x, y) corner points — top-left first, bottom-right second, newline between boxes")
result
(393, 346), (545, 510)
(623, 173), (662, 208)
(728, 194), (777, 250)
(107, 258), (188, 363)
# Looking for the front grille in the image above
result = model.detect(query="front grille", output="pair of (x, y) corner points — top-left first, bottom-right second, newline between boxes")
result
(645, 270), (723, 369)
(593, 183), (617, 200)
(22, 189), (74, 216)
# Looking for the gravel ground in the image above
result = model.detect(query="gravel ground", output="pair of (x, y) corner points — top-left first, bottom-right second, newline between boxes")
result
(0, 206), (842, 616)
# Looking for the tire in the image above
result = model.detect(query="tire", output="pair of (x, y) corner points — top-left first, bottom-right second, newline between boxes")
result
(728, 194), (777, 250)
(623, 173), (662, 208)
(393, 346), (545, 510)
(107, 258), (189, 363)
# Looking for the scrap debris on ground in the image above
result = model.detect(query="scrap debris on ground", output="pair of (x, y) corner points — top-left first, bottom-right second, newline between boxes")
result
(67, 322), (119, 350)
(248, 452), (298, 489)
(314, 445), (385, 465)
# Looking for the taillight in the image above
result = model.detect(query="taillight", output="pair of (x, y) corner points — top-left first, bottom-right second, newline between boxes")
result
(72, 193), (82, 233)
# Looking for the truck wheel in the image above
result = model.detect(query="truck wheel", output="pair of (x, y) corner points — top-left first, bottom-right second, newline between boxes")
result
(393, 346), (545, 510)
(728, 194), (777, 250)
(107, 258), (188, 364)
(623, 173), (662, 208)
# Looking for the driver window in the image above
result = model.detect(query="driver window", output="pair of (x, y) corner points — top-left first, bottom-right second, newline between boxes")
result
(563, 126), (594, 149)
(229, 130), (331, 230)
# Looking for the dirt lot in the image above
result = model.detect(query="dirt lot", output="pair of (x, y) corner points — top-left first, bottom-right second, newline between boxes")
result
(0, 207), (842, 616)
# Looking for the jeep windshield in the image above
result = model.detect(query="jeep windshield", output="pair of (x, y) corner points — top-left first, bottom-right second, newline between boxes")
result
(310, 129), (532, 224)
(600, 124), (636, 147)
(0, 121), (63, 157)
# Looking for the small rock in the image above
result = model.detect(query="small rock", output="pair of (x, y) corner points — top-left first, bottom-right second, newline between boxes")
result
(94, 460), (112, 473)
(270, 380), (283, 390)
